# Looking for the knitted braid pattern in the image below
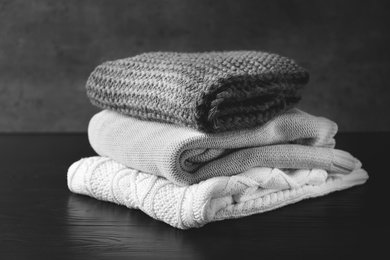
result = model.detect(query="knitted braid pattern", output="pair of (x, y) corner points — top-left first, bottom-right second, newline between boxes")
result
(67, 157), (369, 229)
(86, 51), (310, 133)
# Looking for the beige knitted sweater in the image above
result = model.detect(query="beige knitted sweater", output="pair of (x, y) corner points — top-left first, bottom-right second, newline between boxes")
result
(88, 108), (361, 186)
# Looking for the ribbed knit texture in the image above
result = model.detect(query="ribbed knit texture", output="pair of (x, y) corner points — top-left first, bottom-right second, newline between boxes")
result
(88, 108), (362, 186)
(67, 157), (369, 229)
(86, 51), (309, 133)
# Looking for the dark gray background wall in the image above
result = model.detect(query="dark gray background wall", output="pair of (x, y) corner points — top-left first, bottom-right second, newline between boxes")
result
(1, 0), (389, 132)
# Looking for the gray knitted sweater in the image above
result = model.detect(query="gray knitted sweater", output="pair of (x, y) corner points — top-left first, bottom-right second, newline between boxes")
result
(86, 51), (309, 133)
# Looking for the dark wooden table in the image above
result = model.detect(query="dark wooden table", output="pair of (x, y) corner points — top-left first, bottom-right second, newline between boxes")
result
(0, 133), (387, 259)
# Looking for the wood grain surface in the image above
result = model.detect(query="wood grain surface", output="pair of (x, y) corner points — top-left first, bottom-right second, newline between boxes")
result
(0, 133), (386, 259)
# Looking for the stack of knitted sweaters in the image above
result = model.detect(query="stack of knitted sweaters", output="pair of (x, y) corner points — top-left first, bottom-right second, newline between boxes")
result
(67, 51), (368, 229)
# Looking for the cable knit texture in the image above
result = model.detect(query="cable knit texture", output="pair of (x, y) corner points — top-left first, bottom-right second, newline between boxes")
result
(88, 108), (362, 186)
(86, 51), (309, 133)
(67, 157), (369, 229)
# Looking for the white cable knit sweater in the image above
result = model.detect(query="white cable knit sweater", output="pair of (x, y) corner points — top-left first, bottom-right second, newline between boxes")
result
(88, 108), (361, 186)
(68, 157), (368, 229)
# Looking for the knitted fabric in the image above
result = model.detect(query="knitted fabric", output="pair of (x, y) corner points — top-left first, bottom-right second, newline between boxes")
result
(88, 108), (362, 186)
(67, 157), (369, 229)
(86, 51), (309, 133)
